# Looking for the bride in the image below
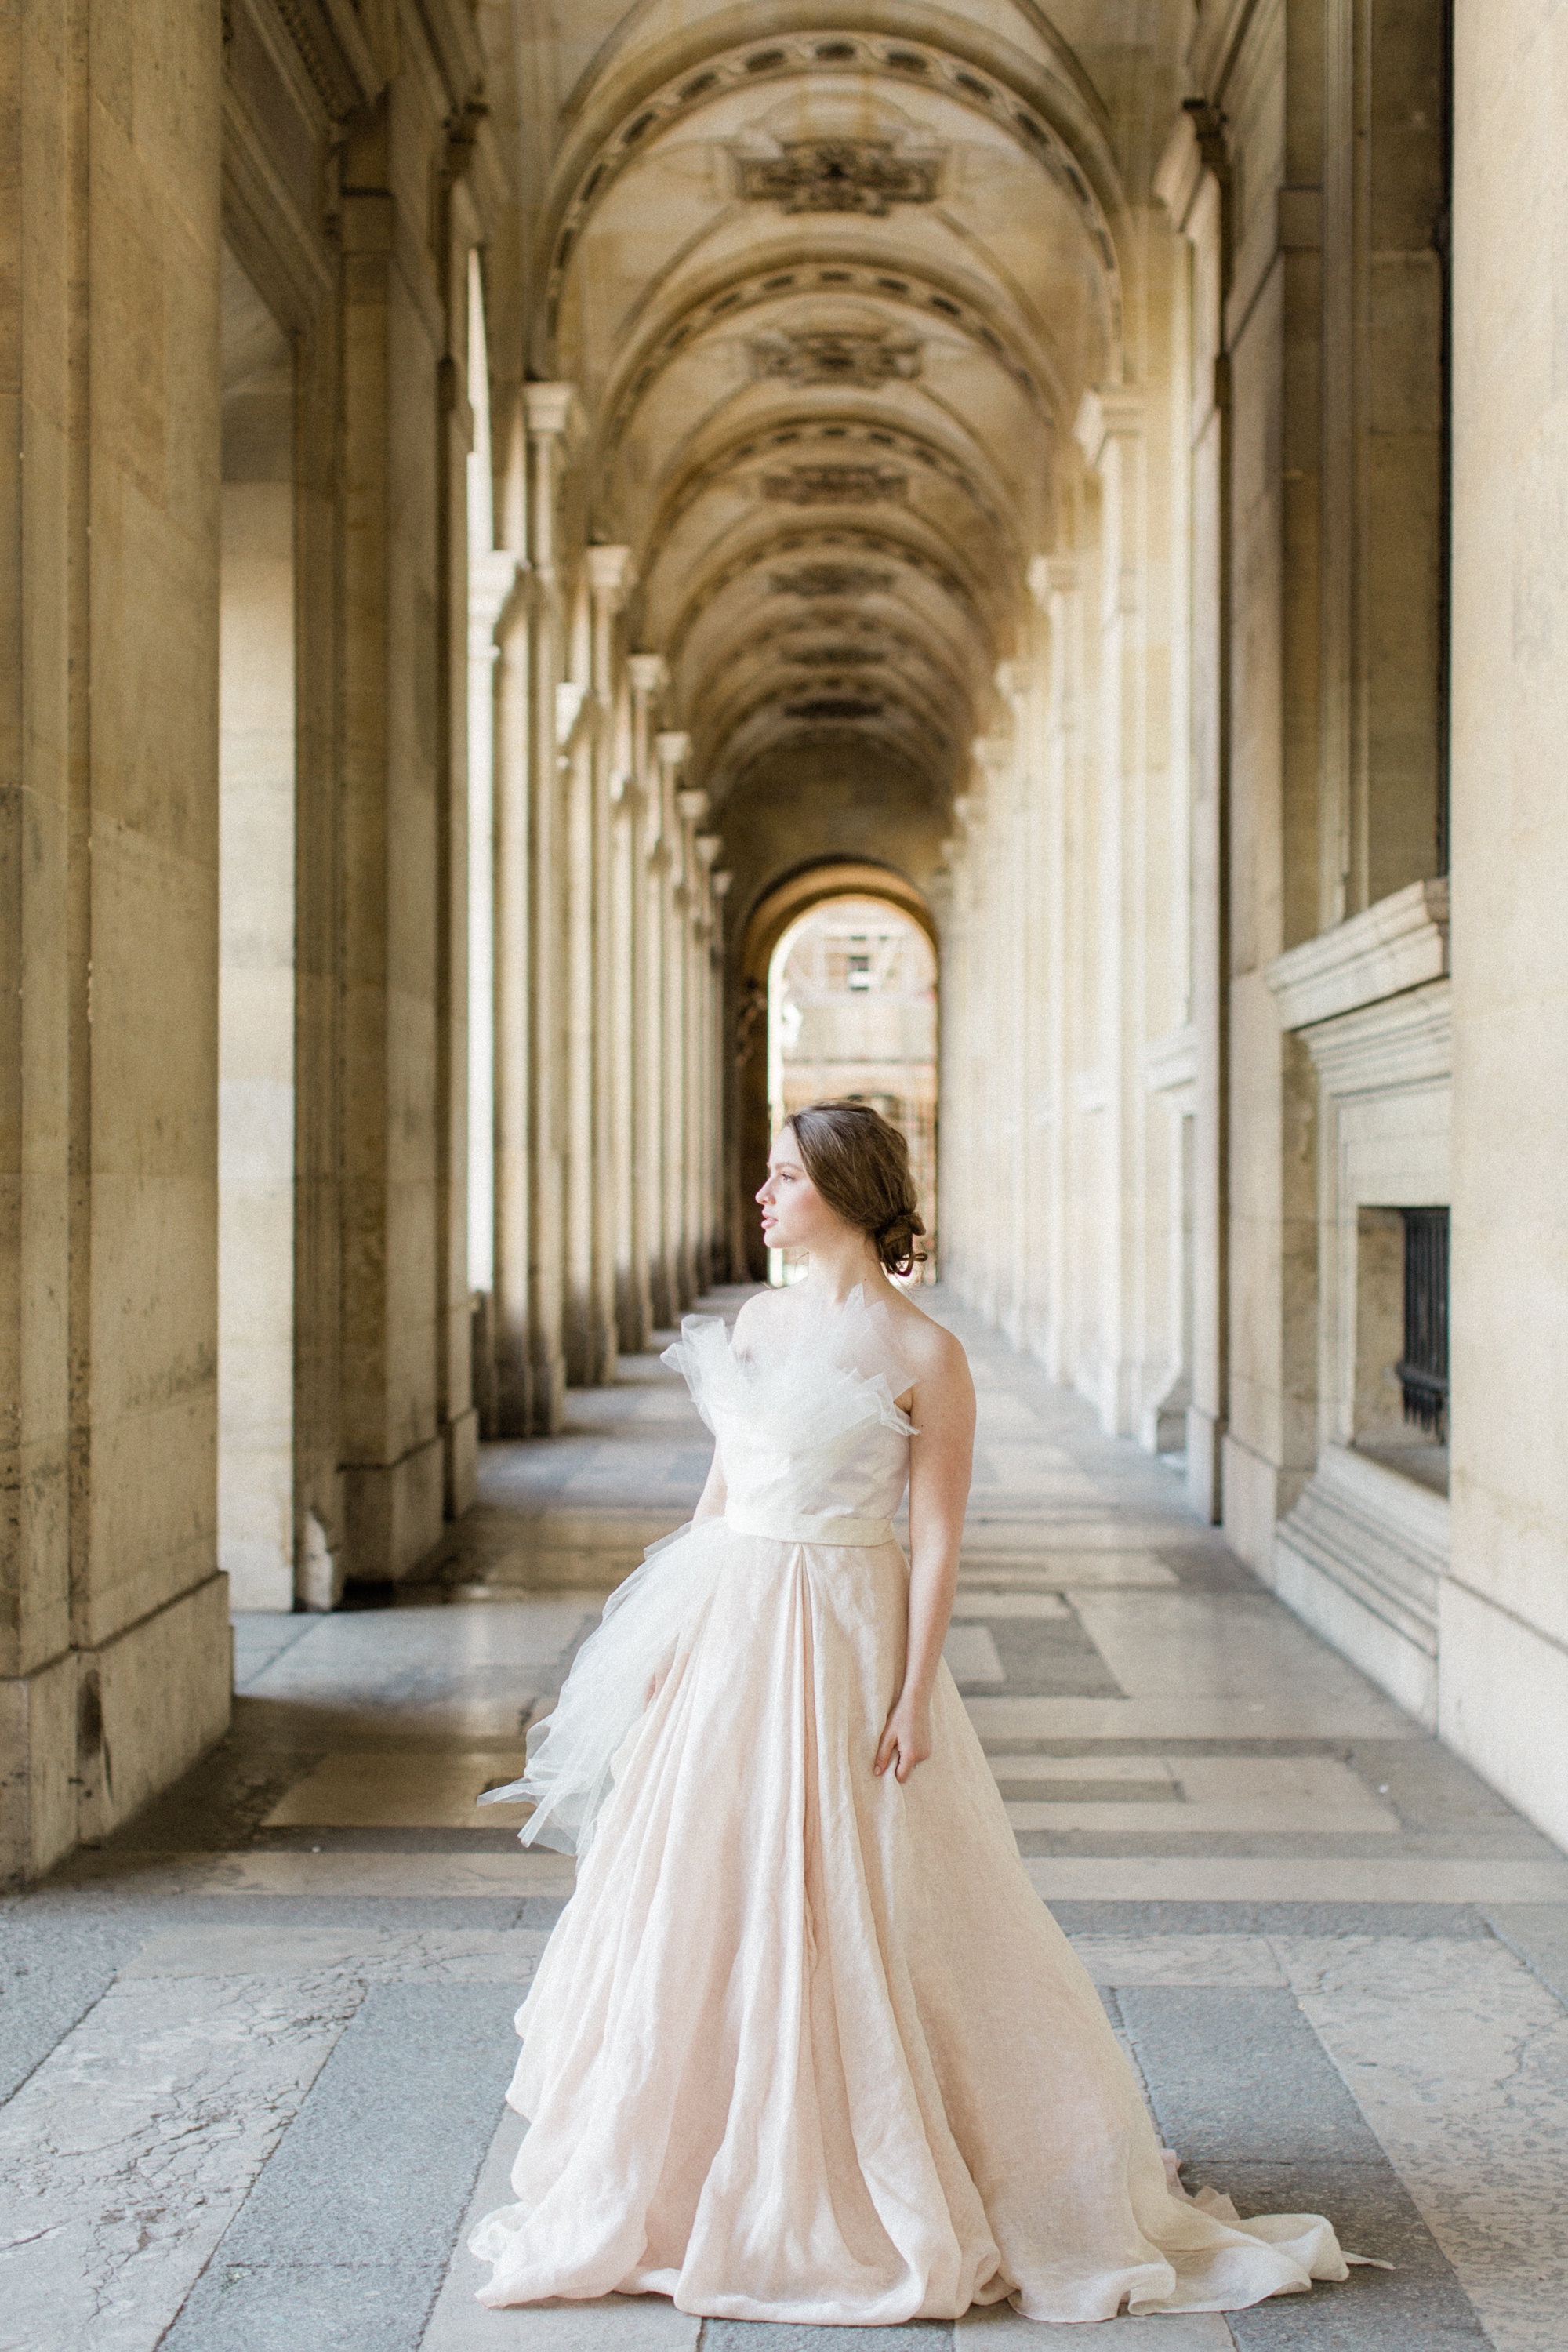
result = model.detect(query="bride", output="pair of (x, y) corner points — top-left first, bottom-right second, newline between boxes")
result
(469, 1101), (1356, 2325)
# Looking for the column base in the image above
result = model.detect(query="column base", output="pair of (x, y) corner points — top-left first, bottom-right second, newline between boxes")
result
(1, 1573), (232, 1887)
(445, 1406), (479, 1519)
(343, 1433), (446, 1582)
(1220, 1432), (1308, 1581)
(1185, 1405), (1225, 1523)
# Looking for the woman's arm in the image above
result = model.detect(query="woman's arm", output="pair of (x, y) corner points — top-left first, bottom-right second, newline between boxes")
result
(873, 1328), (976, 1783)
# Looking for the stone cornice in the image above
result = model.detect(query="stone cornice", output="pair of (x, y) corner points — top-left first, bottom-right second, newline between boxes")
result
(1265, 878), (1450, 1033)
(265, 0), (383, 122)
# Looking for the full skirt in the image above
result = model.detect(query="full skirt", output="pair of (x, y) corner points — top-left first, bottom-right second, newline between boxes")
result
(470, 1523), (1352, 2323)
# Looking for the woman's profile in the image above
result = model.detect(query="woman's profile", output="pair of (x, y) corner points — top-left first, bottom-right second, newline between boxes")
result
(469, 1101), (1356, 2324)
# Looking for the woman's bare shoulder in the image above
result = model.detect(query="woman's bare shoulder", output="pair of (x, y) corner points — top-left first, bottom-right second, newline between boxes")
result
(880, 1292), (969, 1379)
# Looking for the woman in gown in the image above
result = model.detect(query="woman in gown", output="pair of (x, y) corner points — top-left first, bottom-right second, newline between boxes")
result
(470, 1102), (1359, 2325)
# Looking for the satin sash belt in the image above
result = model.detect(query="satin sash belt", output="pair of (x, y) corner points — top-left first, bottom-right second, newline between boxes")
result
(724, 1505), (895, 1548)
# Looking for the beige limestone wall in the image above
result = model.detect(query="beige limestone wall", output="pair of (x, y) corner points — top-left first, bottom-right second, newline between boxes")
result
(1446, 0), (1568, 1849)
(1, 0), (233, 1881)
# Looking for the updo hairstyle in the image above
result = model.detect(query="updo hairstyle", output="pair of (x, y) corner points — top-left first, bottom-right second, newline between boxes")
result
(784, 1101), (928, 1278)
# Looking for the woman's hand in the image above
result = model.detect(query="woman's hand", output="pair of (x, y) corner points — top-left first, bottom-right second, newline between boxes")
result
(874, 1686), (933, 1783)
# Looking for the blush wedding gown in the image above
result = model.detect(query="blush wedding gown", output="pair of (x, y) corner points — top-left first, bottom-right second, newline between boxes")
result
(470, 1290), (1357, 2325)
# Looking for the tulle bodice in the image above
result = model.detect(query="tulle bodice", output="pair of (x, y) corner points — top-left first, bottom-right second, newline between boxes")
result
(661, 1289), (916, 1535)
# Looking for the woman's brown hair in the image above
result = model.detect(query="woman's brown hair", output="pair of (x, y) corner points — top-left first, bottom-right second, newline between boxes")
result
(784, 1101), (928, 1277)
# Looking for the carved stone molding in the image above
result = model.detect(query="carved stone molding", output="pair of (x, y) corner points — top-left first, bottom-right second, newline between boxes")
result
(267, 0), (382, 121)
(735, 139), (942, 216)
(786, 644), (885, 666)
(760, 463), (908, 507)
(746, 329), (922, 387)
(784, 693), (883, 720)
(769, 563), (894, 599)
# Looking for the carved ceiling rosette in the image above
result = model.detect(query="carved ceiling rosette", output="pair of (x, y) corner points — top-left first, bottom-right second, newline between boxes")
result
(760, 463), (909, 506)
(734, 137), (942, 216)
(746, 330), (923, 388)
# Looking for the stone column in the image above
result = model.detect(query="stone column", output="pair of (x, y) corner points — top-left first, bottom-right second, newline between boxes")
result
(466, 542), (520, 1436)
(561, 669), (596, 1387)
(710, 867), (734, 1278)
(492, 393), (535, 1437)
(1156, 107), (1232, 1520)
(656, 735), (691, 1308)
(1074, 390), (1149, 1437)
(676, 787), (711, 1300)
(626, 657), (667, 1339)
(695, 833), (724, 1287)
(521, 385), (575, 1429)
(586, 547), (633, 1378)
(1027, 555), (1083, 1385)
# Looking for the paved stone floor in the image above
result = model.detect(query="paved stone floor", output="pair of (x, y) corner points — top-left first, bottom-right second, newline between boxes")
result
(5, 1291), (1568, 2351)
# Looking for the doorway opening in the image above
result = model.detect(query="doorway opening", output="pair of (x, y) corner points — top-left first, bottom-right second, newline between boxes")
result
(764, 895), (938, 1285)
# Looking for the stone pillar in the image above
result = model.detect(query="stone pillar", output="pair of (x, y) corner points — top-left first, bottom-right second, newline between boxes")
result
(1, 0), (231, 1882)
(586, 546), (633, 1378)
(626, 656), (667, 1340)
(466, 539), (520, 1435)
(1156, 106), (1232, 1521)
(522, 385), (575, 1429)
(561, 669), (596, 1387)
(492, 393), (535, 1436)
(656, 735), (691, 1309)
(1075, 389), (1149, 1438)
(695, 833), (724, 1287)
(1027, 555), (1083, 1386)
(710, 868), (734, 1278)
(676, 787), (710, 1300)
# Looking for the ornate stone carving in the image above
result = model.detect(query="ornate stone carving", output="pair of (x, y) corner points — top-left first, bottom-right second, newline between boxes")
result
(736, 139), (942, 216)
(760, 463), (908, 506)
(747, 330), (922, 387)
(770, 564), (893, 599)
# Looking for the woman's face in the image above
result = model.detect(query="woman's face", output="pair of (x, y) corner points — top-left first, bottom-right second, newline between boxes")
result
(756, 1129), (845, 1255)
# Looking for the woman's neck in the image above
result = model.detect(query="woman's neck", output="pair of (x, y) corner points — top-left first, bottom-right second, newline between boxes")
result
(800, 1234), (886, 1307)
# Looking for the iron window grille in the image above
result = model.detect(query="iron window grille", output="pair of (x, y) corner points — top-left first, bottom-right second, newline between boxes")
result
(1397, 1207), (1450, 1443)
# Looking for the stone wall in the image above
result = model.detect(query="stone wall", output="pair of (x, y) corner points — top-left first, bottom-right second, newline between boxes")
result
(1445, 0), (1568, 1849)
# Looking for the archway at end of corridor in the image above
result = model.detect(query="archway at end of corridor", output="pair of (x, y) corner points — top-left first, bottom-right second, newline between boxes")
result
(733, 864), (937, 1286)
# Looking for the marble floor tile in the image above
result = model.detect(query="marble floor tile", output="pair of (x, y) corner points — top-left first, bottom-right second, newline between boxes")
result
(118, 1925), (549, 1983)
(1004, 1756), (1403, 1838)
(1025, 1857), (1568, 1903)
(57, 1848), (577, 1898)
(1069, 1591), (1403, 1710)
(0, 1971), (361, 2352)
(956, 2305), (1232, 2343)
(965, 1697), (1419, 1740)
(1280, 1933), (1568, 2351)
(957, 1556), (1181, 1590)
(951, 1590), (1073, 1618)
(942, 1624), (1006, 1684)
(1065, 1933), (1286, 1987)
(263, 1748), (533, 1829)
(994, 1755), (1181, 1786)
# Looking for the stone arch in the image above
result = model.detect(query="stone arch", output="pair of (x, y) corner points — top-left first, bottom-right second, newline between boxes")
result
(732, 859), (935, 1278)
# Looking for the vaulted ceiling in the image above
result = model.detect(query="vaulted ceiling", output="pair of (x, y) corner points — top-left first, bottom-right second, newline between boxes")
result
(483, 3), (1178, 889)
